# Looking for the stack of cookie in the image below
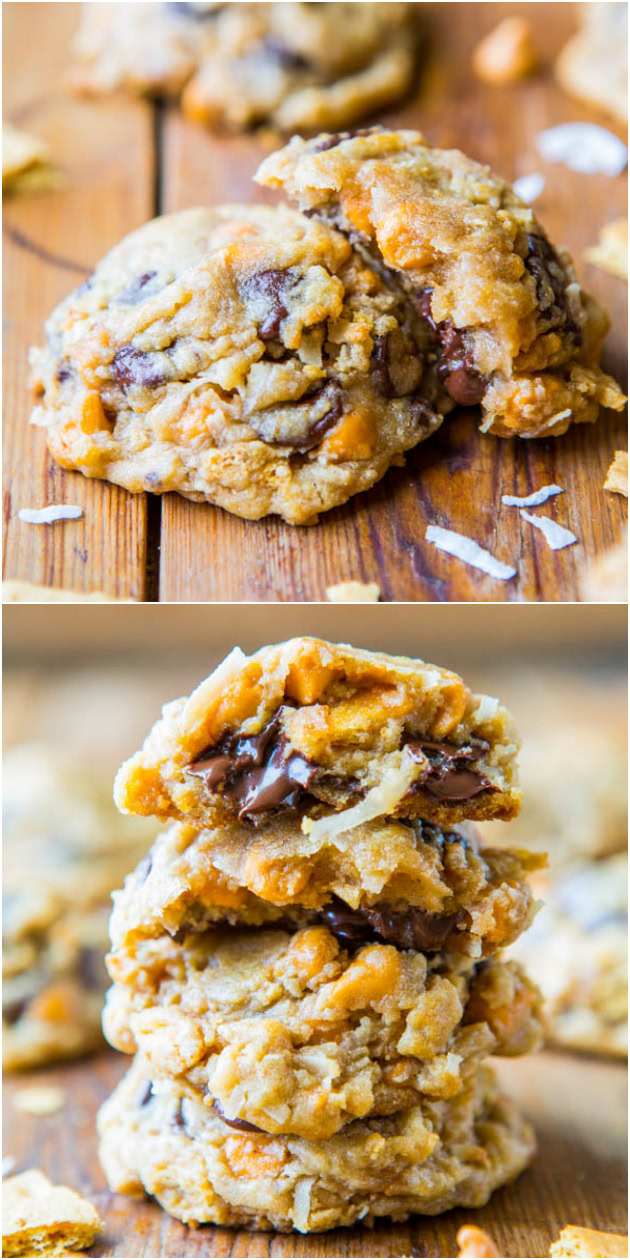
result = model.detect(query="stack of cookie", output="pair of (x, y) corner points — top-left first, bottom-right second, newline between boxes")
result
(98, 638), (545, 1233)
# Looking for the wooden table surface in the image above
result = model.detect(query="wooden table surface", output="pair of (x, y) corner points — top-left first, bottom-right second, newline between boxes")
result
(3, 2), (627, 602)
(4, 1048), (627, 1258)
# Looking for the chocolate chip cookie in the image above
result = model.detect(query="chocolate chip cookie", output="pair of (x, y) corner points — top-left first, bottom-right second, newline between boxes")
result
(98, 1056), (535, 1231)
(71, 3), (417, 133)
(30, 205), (442, 525)
(109, 818), (541, 963)
(256, 128), (626, 437)
(3, 743), (154, 1070)
(114, 638), (522, 831)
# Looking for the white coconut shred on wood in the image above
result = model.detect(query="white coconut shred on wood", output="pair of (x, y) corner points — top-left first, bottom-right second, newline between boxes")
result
(519, 510), (578, 550)
(502, 484), (564, 507)
(425, 526), (517, 580)
(18, 505), (83, 524)
(512, 173), (546, 202)
(536, 123), (627, 175)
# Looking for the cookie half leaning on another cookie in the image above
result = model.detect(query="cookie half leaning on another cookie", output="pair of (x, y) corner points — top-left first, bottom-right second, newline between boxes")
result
(29, 205), (443, 524)
(113, 638), (522, 830)
(97, 1056), (536, 1232)
(256, 128), (626, 437)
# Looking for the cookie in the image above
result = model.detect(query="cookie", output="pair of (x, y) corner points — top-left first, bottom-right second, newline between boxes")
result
(30, 205), (442, 525)
(509, 853), (627, 1057)
(3, 743), (154, 1070)
(109, 818), (542, 963)
(71, 3), (417, 133)
(550, 1225), (629, 1258)
(256, 128), (626, 437)
(556, 3), (628, 125)
(2, 581), (134, 602)
(97, 1055), (535, 1232)
(102, 920), (543, 1139)
(114, 638), (522, 831)
(2, 1169), (103, 1256)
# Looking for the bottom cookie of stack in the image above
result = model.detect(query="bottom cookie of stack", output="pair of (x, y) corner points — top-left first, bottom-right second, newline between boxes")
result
(98, 1057), (535, 1233)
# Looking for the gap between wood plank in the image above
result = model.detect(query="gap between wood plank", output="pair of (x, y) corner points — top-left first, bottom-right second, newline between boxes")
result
(144, 101), (166, 602)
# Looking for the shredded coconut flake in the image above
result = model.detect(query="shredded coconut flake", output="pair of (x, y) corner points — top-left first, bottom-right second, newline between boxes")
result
(502, 484), (563, 507)
(426, 526), (517, 580)
(512, 173), (546, 203)
(536, 123), (627, 176)
(293, 1178), (315, 1232)
(18, 505), (83, 524)
(302, 749), (424, 845)
(520, 510), (578, 550)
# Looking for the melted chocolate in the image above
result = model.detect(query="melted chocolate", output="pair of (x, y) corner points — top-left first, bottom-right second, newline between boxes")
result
(189, 708), (318, 821)
(212, 1100), (264, 1133)
(416, 289), (487, 405)
(524, 234), (581, 343)
(114, 271), (159, 307)
(320, 896), (460, 952)
(262, 380), (344, 453)
(113, 347), (167, 389)
(407, 738), (491, 802)
(240, 268), (293, 340)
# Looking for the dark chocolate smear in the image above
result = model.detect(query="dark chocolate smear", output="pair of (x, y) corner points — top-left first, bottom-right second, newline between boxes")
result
(260, 380), (344, 453)
(407, 738), (491, 802)
(113, 346), (168, 390)
(312, 127), (383, 153)
(415, 289), (487, 406)
(319, 896), (460, 952)
(212, 1100), (264, 1132)
(524, 234), (581, 343)
(189, 707), (318, 821)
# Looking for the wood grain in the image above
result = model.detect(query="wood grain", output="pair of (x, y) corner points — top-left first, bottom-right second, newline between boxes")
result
(2, 3), (153, 599)
(3, 1049), (627, 1258)
(2, 1), (628, 600)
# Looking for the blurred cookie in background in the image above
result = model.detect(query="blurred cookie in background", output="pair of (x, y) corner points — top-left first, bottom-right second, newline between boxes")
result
(3, 743), (154, 1070)
(510, 853), (627, 1058)
(70, 3), (418, 133)
(556, 2), (628, 124)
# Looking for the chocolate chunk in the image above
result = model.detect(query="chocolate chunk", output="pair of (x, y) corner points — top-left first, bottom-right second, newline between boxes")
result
(415, 289), (488, 405)
(136, 854), (153, 883)
(56, 361), (72, 384)
(312, 127), (383, 153)
(2, 995), (30, 1026)
(319, 896), (459, 952)
(524, 234), (581, 343)
(77, 946), (107, 990)
(212, 1100), (264, 1133)
(240, 269), (294, 340)
(113, 346), (167, 389)
(114, 271), (159, 306)
(407, 738), (491, 802)
(189, 707), (318, 821)
(370, 334), (393, 398)
(134, 1079), (153, 1109)
(171, 1098), (187, 1131)
(259, 380), (344, 453)
(263, 37), (311, 72)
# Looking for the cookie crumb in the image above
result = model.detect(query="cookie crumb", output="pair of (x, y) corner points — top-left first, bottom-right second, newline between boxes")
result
(18, 506), (83, 525)
(585, 219), (628, 280)
(549, 1225), (628, 1257)
(2, 1169), (103, 1256)
(456, 1224), (500, 1257)
(519, 510), (578, 551)
(512, 172), (545, 204)
(472, 17), (538, 85)
(536, 123), (628, 176)
(604, 451), (628, 497)
(2, 581), (133, 603)
(326, 581), (381, 602)
(426, 525), (517, 580)
(502, 484), (563, 508)
(13, 1086), (65, 1116)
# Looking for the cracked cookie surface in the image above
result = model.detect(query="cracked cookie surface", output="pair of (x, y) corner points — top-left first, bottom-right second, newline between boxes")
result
(114, 638), (522, 830)
(97, 1056), (536, 1231)
(256, 128), (626, 437)
(30, 205), (442, 525)
(71, 3), (417, 133)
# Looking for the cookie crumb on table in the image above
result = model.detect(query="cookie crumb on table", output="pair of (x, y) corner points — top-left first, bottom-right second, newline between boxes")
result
(604, 450), (628, 497)
(549, 1225), (628, 1258)
(13, 1087), (65, 1116)
(472, 17), (538, 85)
(326, 580), (381, 602)
(585, 220), (628, 281)
(2, 1169), (103, 1257)
(2, 581), (134, 603)
(456, 1223), (500, 1257)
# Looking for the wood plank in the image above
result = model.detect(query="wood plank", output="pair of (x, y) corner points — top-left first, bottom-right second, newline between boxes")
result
(3, 1049), (626, 1257)
(158, 1), (627, 601)
(2, 2), (154, 599)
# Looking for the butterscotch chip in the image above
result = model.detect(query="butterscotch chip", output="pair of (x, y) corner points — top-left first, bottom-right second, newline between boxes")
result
(472, 17), (538, 86)
(97, 1055), (535, 1232)
(457, 1223), (500, 1257)
(585, 220), (628, 282)
(604, 450), (628, 497)
(2, 1170), (103, 1256)
(326, 580), (380, 602)
(550, 1225), (629, 1258)
(114, 637), (523, 832)
(256, 129), (626, 439)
